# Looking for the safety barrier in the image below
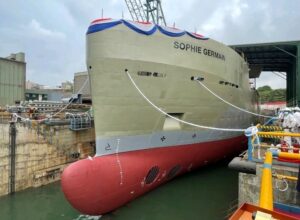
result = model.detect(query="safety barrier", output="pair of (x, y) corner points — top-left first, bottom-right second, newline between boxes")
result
(245, 124), (300, 161)
(257, 124), (283, 132)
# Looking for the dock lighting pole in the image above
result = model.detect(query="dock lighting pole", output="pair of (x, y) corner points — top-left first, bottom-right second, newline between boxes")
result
(259, 151), (273, 211)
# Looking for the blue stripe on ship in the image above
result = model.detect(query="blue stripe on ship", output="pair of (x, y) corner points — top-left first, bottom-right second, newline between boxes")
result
(86, 19), (210, 41)
(122, 20), (157, 35)
(87, 20), (122, 35)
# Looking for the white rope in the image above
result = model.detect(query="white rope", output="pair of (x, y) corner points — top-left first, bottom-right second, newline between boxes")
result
(13, 78), (89, 123)
(255, 134), (261, 160)
(275, 178), (289, 192)
(126, 70), (246, 132)
(196, 80), (274, 119)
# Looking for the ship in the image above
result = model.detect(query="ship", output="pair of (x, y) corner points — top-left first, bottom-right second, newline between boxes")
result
(61, 18), (257, 215)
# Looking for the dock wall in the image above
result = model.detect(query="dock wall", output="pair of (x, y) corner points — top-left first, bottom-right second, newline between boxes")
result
(0, 122), (95, 196)
(239, 163), (299, 207)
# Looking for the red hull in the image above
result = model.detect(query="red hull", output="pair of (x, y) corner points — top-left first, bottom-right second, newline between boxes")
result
(61, 136), (246, 215)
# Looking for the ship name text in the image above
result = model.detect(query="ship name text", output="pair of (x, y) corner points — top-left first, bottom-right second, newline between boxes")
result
(173, 41), (225, 61)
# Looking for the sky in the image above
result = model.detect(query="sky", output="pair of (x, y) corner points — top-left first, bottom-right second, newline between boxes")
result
(0, 0), (299, 88)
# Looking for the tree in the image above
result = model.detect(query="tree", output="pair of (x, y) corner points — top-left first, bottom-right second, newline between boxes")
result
(257, 86), (286, 103)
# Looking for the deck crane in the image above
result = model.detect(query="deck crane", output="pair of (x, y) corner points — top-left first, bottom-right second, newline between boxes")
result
(124, 0), (167, 26)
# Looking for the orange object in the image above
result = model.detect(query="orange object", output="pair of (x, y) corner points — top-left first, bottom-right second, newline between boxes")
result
(229, 203), (299, 220)
(281, 140), (289, 152)
(293, 143), (300, 153)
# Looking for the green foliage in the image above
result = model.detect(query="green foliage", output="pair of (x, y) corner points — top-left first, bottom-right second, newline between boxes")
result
(257, 86), (286, 103)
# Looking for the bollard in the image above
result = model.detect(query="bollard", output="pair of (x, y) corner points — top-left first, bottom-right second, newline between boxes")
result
(259, 151), (273, 211)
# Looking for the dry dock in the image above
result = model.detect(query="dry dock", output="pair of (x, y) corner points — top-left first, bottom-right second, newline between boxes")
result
(0, 108), (95, 196)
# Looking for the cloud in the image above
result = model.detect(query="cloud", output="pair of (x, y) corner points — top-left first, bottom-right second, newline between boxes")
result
(0, 0), (299, 88)
(27, 19), (66, 40)
(200, 0), (248, 33)
(256, 72), (286, 89)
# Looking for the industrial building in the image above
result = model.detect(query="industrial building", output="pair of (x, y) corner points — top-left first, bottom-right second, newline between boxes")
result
(25, 80), (73, 102)
(25, 89), (72, 102)
(0, 53), (26, 106)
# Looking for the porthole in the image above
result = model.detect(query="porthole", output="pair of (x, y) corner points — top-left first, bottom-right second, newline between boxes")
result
(145, 166), (160, 184)
(219, 80), (225, 84)
(167, 165), (181, 179)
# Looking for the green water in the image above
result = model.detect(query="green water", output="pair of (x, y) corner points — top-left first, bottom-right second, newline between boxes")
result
(0, 162), (238, 220)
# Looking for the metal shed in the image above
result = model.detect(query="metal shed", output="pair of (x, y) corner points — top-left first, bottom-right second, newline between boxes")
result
(231, 41), (300, 106)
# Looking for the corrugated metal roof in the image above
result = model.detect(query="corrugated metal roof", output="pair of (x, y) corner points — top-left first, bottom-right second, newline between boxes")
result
(230, 41), (299, 76)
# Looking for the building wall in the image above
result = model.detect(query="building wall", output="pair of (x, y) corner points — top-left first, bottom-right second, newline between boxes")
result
(25, 89), (72, 102)
(74, 71), (90, 96)
(0, 53), (26, 106)
(239, 164), (299, 207)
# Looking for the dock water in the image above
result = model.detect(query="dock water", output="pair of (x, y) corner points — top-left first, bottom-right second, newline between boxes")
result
(0, 161), (238, 220)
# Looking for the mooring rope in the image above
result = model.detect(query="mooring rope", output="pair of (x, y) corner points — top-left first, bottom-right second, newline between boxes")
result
(195, 80), (274, 119)
(125, 70), (246, 132)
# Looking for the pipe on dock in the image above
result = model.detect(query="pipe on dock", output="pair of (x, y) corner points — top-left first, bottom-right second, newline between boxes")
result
(273, 151), (300, 160)
(259, 151), (273, 211)
(228, 157), (256, 174)
(274, 174), (298, 181)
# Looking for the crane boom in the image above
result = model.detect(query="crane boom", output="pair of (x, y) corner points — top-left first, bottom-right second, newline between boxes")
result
(124, 0), (167, 26)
